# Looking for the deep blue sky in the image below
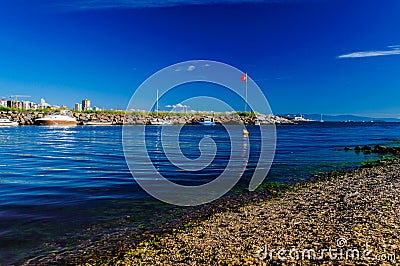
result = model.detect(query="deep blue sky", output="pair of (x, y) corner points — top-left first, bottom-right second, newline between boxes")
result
(0, 0), (399, 117)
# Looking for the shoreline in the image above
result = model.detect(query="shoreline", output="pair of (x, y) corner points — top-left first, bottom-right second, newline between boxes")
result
(24, 157), (400, 265)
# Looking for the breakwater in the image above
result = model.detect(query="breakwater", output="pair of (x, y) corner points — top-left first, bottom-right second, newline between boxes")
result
(0, 110), (293, 125)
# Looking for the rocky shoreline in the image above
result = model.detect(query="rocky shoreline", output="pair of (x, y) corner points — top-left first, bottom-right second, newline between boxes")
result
(24, 158), (400, 265)
(0, 110), (293, 125)
(116, 159), (400, 265)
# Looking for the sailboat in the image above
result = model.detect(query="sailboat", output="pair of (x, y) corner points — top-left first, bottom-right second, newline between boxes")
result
(320, 114), (324, 123)
(149, 90), (172, 125)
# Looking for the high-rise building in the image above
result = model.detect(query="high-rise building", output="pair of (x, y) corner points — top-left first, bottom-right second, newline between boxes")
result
(74, 103), (82, 111)
(82, 99), (91, 111)
(7, 100), (17, 108)
(22, 101), (32, 110)
(0, 100), (7, 107)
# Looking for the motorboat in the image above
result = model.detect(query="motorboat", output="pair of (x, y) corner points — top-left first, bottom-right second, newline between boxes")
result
(294, 115), (314, 122)
(149, 118), (172, 125)
(0, 118), (19, 126)
(35, 110), (77, 125)
(198, 117), (216, 125)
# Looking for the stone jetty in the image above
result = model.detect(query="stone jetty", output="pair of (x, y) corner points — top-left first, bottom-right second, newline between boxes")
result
(0, 110), (293, 125)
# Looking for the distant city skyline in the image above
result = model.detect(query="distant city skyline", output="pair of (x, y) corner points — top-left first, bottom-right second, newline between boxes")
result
(0, 96), (103, 111)
(0, 1), (400, 117)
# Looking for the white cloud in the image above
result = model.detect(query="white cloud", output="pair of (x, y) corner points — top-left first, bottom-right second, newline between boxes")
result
(187, 65), (196, 71)
(338, 46), (400, 59)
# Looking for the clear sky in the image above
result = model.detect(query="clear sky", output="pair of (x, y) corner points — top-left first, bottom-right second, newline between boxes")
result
(0, 0), (399, 117)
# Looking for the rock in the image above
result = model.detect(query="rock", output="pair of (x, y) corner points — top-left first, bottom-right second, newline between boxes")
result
(373, 145), (388, 154)
(361, 145), (371, 151)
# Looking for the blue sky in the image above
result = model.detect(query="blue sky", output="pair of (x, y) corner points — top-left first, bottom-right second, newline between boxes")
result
(0, 0), (400, 117)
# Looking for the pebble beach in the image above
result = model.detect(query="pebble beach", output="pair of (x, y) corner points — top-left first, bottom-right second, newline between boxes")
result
(26, 158), (400, 265)
(117, 159), (400, 265)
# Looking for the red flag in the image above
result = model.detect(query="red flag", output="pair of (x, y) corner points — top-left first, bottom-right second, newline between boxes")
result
(241, 73), (247, 82)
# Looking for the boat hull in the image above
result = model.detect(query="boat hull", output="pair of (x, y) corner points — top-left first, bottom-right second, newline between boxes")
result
(35, 120), (77, 125)
(149, 119), (172, 125)
(150, 122), (172, 125)
(0, 119), (19, 126)
(35, 112), (77, 126)
(198, 122), (215, 126)
(0, 123), (19, 127)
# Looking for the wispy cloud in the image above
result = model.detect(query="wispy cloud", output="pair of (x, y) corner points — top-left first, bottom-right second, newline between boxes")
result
(338, 45), (400, 59)
(57, 0), (297, 10)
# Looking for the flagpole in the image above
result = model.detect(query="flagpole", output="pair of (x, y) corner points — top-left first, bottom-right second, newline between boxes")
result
(245, 73), (248, 113)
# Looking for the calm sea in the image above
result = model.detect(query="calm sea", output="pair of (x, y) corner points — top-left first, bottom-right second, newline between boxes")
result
(1, 123), (399, 263)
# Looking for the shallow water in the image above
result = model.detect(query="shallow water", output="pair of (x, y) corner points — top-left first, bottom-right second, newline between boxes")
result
(0, 123), (399, 263)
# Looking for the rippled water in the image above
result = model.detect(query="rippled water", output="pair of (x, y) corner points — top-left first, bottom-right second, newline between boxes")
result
(1, 123), (399, 263)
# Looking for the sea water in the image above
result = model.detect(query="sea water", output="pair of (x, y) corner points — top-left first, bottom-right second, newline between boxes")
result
(1, 123), (399, 263)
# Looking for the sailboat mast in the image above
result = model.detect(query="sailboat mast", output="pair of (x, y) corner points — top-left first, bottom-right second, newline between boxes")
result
(156, 89), (159, 115)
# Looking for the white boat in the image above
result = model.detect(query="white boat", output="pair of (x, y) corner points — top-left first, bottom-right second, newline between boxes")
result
(83, 120), (113, 126)
(35, 110), (77, 125)
(149, 118), (172, 125)
(0, 118), (19, 126)
(294, 115), (314, 122)
(198, 117), (216, 125)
